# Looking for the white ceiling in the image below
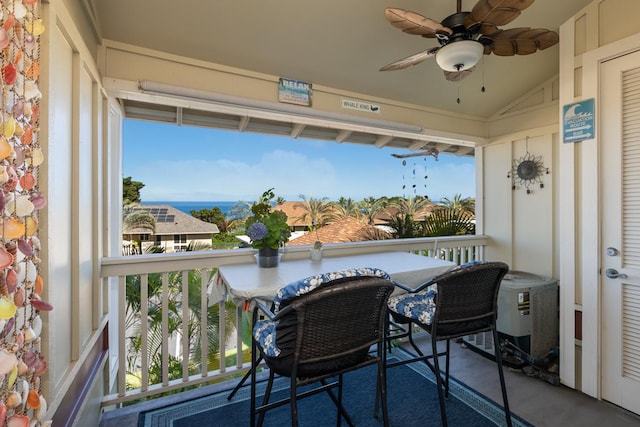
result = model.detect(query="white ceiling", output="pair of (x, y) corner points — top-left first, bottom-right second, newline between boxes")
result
(92, 0), (592, 119)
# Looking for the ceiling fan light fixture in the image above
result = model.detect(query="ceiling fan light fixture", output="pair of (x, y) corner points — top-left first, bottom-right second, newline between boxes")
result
(435, 40), (484, 72)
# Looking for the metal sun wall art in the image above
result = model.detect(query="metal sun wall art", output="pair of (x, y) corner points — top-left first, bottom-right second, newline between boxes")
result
(508, 148), (549, 194)
(0, 1), (51, 426)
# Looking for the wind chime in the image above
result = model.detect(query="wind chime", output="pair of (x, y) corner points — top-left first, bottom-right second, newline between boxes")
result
(507, 136), (549, 194)
(395, 148), (439, 198)
(400, 159), (425, 197)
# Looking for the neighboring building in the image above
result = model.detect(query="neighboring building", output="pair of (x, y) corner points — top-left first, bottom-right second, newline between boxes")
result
(287, 217), (392, 246)
(273, 202), (312, 232)
(123, 205), (220, 253)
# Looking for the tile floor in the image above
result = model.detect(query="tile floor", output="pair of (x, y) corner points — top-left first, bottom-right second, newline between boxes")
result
(423, 335), (640, 427)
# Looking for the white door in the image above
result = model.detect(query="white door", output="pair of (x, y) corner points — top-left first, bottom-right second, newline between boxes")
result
(602, 49), (640, 414)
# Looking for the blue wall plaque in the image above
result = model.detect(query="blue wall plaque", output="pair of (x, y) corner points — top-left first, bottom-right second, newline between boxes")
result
(563, 98), (595, 143)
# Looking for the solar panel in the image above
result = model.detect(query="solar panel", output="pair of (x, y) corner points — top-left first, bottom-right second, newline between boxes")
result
(130, 207), (175, 222)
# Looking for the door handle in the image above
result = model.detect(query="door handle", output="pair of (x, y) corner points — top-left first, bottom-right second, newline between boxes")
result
(605, 268), (628, 279)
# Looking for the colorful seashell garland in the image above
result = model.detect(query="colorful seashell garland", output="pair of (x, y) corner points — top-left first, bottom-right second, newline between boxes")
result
(0, 1), (50, 426)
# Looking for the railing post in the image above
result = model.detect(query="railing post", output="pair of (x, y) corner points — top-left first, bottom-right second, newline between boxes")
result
(201, 269), (210, 378)
(182, 270), (190, 381)
(141, 274), (149, 391)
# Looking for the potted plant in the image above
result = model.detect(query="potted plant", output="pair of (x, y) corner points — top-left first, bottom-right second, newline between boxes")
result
(245, 188), (291, 267)
(310, 222), (323, 261)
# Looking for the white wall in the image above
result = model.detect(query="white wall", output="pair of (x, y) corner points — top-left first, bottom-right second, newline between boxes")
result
(557, 0), (640, 397)
(41, 1), (113, 422)
(482, 128), (557, 278)
(481, 0), (640, 397)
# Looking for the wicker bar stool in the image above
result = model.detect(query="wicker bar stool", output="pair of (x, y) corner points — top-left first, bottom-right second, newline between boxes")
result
(386, 261), (512, 427)
(250, 268), (395, 427)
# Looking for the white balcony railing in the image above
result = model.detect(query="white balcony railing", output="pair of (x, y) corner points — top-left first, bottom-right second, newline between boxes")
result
(99, 235), (488, 407)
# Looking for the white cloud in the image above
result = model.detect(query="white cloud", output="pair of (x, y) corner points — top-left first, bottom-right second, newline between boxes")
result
(130, 148), (474, 203)
(132, 150), (339, 201)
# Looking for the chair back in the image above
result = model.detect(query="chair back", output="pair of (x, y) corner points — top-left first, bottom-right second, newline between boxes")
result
(431, 261), (509, 339)
(273, 275), (394, 378)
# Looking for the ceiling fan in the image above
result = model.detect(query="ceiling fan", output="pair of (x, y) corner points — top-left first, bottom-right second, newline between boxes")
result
(380, 0), (559, 81)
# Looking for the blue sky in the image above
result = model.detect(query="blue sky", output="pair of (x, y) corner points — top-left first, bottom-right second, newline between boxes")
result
(123, 119), (475, 203)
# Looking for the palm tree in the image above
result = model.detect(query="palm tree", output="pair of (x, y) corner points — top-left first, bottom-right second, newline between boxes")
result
(124, 267), (237, 390)
(421, 208), (475, 237)
(124, 272), (173, 386)
(386, 213), (419, 238)
(438, 194), (475, 215)
(357, 226), (394, 241)
(226, 200), (252, 231)
(178, 269), (237, 370)
(186, 241), (214, 252)
(123, 203), (156, 232)
(359, 196), (389, 225)
(382, 196), (435, 238)
(330, 197), (362, 220)
(388, 195), (433, 219)
(123, 203), (156, 254)
(295, 194), (334, 227)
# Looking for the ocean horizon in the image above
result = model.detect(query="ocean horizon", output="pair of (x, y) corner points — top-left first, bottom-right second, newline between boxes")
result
(142, 201), (238, 215)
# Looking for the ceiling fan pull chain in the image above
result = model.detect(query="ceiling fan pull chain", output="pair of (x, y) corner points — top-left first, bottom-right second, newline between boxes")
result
(481, 55), (485, 92)
(457, 72), (461, 104)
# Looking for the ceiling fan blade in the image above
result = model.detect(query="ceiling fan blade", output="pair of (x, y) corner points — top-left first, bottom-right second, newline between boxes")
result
(465, 0), (535, 28)
(444, 66), (476, 82)
(486, 27), (559, 56)
(385, 8), (452, 38)
(380, 47), (440, 71)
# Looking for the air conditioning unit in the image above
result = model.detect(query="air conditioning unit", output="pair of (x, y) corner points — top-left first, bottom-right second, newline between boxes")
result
(464, 270), (559, 366)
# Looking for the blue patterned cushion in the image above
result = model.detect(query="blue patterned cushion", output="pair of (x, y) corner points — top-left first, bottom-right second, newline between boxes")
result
(254, 267), (391, 358)
(388, 285), (437, 326)
(253, 320), (279, 357)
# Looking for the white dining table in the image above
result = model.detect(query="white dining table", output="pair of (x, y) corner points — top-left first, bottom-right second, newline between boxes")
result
(216, 251), (456, 303)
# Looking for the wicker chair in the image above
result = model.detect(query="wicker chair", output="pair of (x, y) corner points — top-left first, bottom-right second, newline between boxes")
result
(386, 261), (512, 427)
(250, 268), (395, 427)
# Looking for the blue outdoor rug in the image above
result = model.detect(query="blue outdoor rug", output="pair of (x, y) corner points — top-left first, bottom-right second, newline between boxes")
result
(138, 353), (533, 427)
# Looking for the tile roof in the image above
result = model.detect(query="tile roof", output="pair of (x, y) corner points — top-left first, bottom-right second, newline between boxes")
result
(287, 217), (392, 246)
(273, 202), (309, 227)
(127, 205), (220, 235)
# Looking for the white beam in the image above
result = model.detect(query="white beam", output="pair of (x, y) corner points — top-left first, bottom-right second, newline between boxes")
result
(409, 140), (426, 151)
(291, 123), (305, 138)
(238, 116), (250, 131)
(375, 135), (393, 148)
(336, 130), (351, 143)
